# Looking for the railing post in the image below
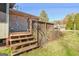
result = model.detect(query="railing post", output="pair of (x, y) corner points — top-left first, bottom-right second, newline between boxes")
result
(45, 22), (48, 42)
(29, 19), (32, 34)
(36, 21), (39, 47)
(6, 37), (9, 47)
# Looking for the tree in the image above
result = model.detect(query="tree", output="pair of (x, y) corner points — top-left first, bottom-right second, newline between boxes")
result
(66, 13), (79, 30)
(39, 10), (49, 22)
(66, 15), (74, 30)
(75, 13), (79, 30)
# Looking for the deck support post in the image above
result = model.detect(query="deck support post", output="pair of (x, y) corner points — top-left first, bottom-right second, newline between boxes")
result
(29, 19), (32, 34)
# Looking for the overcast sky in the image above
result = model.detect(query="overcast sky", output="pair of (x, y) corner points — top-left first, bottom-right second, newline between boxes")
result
(14, 3), (79, 21)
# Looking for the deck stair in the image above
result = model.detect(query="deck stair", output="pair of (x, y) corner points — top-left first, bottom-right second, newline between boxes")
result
(8, 32), (38, 56)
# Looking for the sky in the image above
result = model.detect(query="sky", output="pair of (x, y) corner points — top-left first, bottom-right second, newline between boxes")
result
(14, 3), (79, 21)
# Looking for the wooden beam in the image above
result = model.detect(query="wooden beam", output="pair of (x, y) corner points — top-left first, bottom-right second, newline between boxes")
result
(29, 19), (32, 33)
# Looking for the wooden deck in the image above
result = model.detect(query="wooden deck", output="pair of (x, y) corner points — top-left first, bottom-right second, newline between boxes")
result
(7, 19), (54, 56)
(7, 32), (38, 56)
(0, 9), (54, 56)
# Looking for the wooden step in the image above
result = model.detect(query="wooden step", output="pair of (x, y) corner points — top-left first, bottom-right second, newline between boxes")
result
(12, 44), (38, 55)
(10, 32), (32, 37)
(11, 40), (37, 47)
(9, 36), (34, 41)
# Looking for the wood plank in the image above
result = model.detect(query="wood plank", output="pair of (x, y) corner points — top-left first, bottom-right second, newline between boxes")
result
(10, 36), (34, 41)
(12, 44), (38, 55)
(11, 40), (37, 47)
(0, 46), (7, 50)
(29, 19), (32, 33)
(10, 32), (32, 36)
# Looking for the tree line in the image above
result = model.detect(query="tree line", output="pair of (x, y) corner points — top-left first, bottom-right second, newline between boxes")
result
(66, 13), (79, 30)
(39, 10), (79, 30)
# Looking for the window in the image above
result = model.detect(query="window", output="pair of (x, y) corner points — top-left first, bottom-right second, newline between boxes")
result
(0, 3), (6, 23)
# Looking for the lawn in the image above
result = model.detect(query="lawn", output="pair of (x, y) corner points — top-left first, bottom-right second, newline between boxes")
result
(0, 47), (11, 56)
(21, 31), (79, 56)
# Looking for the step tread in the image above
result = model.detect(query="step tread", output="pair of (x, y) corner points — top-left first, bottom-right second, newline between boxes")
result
(10, 36), (34, 41)
(12, 44), (37, 55)
(11, 40), (37, 47)
(10, 32), (32, 37)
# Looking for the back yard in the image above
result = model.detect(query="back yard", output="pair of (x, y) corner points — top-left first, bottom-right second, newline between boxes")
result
(21, 31), (79, 56)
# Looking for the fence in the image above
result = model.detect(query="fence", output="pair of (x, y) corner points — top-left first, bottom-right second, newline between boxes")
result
(32, 20), (54, 47)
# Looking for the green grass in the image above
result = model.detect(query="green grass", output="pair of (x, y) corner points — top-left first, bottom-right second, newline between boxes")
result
(0, 47), (11, 55)
(21, 31), (79, 56)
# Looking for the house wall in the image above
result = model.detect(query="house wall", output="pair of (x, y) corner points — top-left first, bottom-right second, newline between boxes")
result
(0, 23), (8, 39)
(0, 11), (8, 39)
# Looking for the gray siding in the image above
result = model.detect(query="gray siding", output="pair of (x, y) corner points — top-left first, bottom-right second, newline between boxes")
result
(0, 12), (8, 39)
